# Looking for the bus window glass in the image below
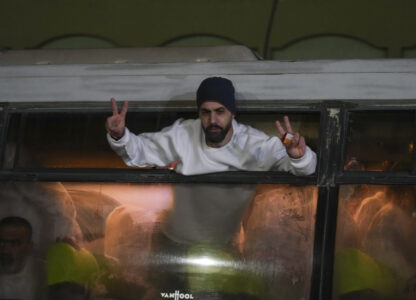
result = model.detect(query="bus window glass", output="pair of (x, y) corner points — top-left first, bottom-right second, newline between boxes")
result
(0, 182), (317, 299)
(334, 185), (416, 299)
(344, 111), (414, 171)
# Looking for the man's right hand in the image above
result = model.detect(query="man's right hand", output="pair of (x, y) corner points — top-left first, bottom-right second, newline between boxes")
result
(105, 98), (128, 140)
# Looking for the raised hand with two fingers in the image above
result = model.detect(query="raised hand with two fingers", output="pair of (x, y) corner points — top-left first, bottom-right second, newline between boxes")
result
(105, 98), (128, 140)
(275, 116), (306, 159)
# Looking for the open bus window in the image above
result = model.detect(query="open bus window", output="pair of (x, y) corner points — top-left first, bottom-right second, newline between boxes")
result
(334, 185), (416, 300)
(344, 111), (414, 171)
(0, 181), (317, 300)
(4, 111), (319, 170)
(4, 111), (191, 169)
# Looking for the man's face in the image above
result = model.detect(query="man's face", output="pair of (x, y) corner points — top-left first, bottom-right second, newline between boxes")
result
(0, 225), (32, 274)
(199, 101), (234, 147)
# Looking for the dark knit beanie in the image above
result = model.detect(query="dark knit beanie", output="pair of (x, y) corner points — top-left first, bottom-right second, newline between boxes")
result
(196, 77), (236, 113)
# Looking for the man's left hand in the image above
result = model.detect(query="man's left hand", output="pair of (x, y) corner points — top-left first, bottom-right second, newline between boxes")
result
(275, 116), (306, 159)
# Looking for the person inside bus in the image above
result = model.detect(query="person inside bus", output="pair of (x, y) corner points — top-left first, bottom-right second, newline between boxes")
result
(106, 76), (317, 176)
(0, 216), (47, 300)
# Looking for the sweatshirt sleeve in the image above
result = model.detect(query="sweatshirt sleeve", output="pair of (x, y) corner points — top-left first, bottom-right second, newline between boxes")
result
(286, 146), (317, 176)
(107, 121), (185, 167)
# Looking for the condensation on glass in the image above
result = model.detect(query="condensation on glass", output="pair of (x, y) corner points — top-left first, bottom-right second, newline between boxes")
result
(344, 111), (414, 171)
(333, 185), (416, 300)
(0, 181), (317, 300)
(3, 111), (319, 169)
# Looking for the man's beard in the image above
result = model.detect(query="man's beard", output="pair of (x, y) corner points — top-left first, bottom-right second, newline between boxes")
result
(203, 121), (232, 144)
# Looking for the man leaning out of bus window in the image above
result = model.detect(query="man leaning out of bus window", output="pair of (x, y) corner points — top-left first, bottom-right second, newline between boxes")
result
(105, 76), (317, 176)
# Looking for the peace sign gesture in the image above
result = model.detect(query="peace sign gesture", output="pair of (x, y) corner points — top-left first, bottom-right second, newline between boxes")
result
(105, 98), (128, 140)
(275, 116), (306, 159)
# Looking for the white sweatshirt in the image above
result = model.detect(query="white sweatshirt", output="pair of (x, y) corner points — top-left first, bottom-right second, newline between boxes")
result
(107, 118), (317, 176)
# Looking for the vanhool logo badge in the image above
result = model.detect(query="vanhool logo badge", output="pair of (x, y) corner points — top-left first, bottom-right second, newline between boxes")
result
(160, 290), (194, 299)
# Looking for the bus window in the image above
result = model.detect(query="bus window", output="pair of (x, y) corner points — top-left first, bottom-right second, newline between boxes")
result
(0, 181), (317, 300)
(344, 111), (414, 171)
(4, 111), (188, 169)
(4, 111), (319, 170)
(334, 185), (416, 299)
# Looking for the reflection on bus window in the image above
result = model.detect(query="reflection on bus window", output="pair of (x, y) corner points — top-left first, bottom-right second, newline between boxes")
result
(344, 111), (414, 171)
(334, 185), (416, 300)
(0, 182), (317, 299)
